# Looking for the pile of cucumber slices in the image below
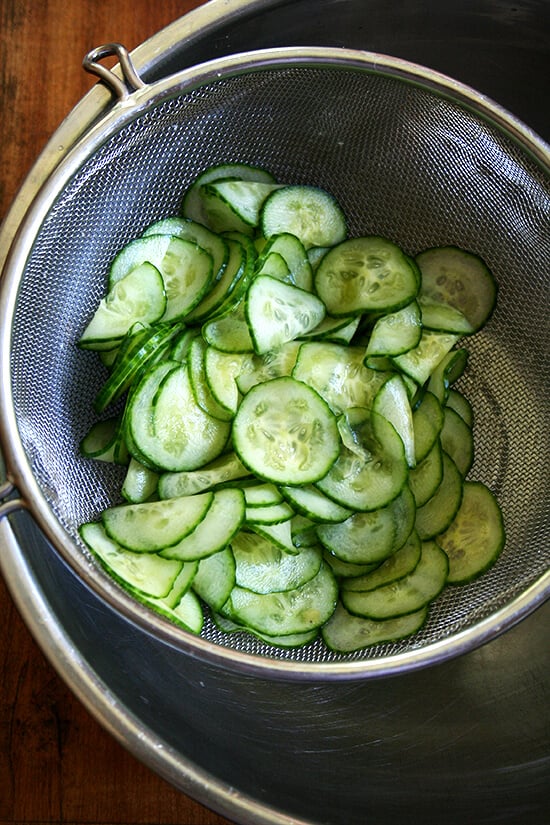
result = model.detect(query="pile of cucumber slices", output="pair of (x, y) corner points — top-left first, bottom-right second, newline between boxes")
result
(77, 162), (505, 653)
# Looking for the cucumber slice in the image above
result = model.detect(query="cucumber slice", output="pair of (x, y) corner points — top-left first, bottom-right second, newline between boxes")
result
(292, 341), (390, 414)
(322, 600), (428, 653)
(255, 232), (313, 291)
(416, 246), (497, 332)
(440, 406), (474, 478)
(181, 162), (277, 225)
(373, 374), (416, 468)
(232, 376), (340, 485)
(365, 300), (422, 357)
(159, 488), (245, 561)
(323, 553), (380, 579)
(418, 296), (475, 334)
(246, 500), (295, 525)
(437, 481), (505, 584)
(280, 484), (353, 523)
(187, 336), (234, 422)
(235, 341), (301, 394)
(227, 562), (338, 636)
(108, 235), (214, 322)
(446, 388), (474, 428)
(201, 180), (282, 234)
(342, 539), (448, 619)
(102, 491), (214, 552)
(415, 451), (463, 540)
(412, 390), (445, 463)
(249, 519), (297, 554)
(202, 297), (254, 353)
(192, 546), (236, 612)
(80, 522), (183, 598)
(158, 452), (249, 499)
(315, 236), (419, 315)
(342, 530), (422, 592)
(427, 348), (469, 405)
(304, 314), (361, 344)
(261, 185), (347, 249)
(316, 482), (415, 564)
(128, 362), (231, 472)
(408, 438), (444, 507)
(231, 531), (322, 594)
(316, 410), (408, 512)
(245, 274), (326, 354)
(141, 217), (229, 287)
(122, 458), (159, 504)
(79, 262), (166, 347)
(186, 237), (249, 323)
(392, 330), (461, 386)
(80, 416), (126, 464)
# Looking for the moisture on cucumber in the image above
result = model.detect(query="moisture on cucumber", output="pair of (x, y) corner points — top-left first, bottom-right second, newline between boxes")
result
(77, 160), (504, 654)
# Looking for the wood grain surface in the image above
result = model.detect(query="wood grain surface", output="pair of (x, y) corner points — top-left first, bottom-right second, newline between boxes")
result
(0, 3), (234, 822)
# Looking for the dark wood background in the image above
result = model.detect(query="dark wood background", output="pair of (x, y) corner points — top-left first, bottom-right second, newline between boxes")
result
(0, 2), (234, 822)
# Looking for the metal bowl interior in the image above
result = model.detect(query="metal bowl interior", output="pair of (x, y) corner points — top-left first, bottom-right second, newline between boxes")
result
(1, 48), (549, 678)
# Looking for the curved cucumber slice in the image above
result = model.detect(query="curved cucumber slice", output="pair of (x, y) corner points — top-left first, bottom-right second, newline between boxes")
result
(415, 451), (463, 540)
(316, 410), (408, 512)
(102, 492), (214, 552)
(79, 262), (166, 347)
(231, 532), (322, 594)
(342, 540), (448, 619)
(245, 274), (326, 354)
(180, 162), (277, 225)
(232, 376), (340, 485)
(322, 601), (428, 653)
(227, 562), (338, 636)
(437, 481), (505, 584)
(315, 236), (419, 315)
(80, 522), (183, 598)
(416, 245), (497, 332)
(342, 530), (422, 593)
(261, 185), (347, 249)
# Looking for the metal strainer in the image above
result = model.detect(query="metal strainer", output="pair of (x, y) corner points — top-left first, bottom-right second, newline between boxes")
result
(1, 46), (548, 679)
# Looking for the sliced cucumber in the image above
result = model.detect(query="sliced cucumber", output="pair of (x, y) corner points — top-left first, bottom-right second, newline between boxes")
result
(437, 481), (505, 584)
(316, 410), (408, 512)
(158, 452), (249, 499)
(79, 262), (166, 348)
(227, 562), (338, 636)
(314, 236), (419, 315)
(121, 457), (159, 504)
(292, 341), (389, 414)
(440, 406), (474, 478)
(412, 390), (445, 464)
(245, 274), (326, 354)
(392, 330), (461, 386)
(102, 491), (214, 552)
(416, 245), (497, 332)
(192, 546), (236, 611)
(255, 232), (313, 291)
(129, 361), (231, 472)
(181, 162), (277, 225)
(261, 185), (347, 249)
(342, 539), (448, 619)
(80, 522), (183, 598)
(342, 530), (422, 593)
(280, 484), (353, 523)
(365, 300), (422, 357)
(414, 451), (463, 540)
(373, 374), (416, 468)
(159, 487), (245, 561)
(231, 531), (322, 594)
(322, 600), (428, 653)
(232, 376), (340, 485)
(201, 180), (282, 234)
(408, 438), (443, 507)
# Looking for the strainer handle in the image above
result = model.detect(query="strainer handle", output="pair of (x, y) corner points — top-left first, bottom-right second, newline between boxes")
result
(83, 43), (146, 101)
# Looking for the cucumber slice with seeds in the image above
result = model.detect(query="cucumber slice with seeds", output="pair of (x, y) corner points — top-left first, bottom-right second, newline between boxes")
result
(232, 376), (340, 486)
(261, 185), (347, 249)
(322, 601), (428, 653)
(315, 236), (419, 316)
(342, 539), (448, 619)
(437, 481), (505, 584)
(416, 245), (497, 332)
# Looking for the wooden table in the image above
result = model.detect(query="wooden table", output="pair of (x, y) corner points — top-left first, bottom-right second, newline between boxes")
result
(0, 2), (234, 822)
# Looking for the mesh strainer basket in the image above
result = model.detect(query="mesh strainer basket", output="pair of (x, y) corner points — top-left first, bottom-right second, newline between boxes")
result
(1, 46), (548, 679)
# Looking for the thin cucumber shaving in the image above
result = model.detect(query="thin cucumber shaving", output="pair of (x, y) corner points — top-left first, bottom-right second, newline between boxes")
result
(77, 161), (504, 652)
